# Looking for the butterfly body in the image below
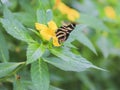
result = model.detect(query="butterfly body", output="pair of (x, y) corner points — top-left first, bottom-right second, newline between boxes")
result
(56, 23), (76, 43)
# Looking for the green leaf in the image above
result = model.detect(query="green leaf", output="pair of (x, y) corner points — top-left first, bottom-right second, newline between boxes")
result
(97, 36), (112, 58)
(37, 10), (47, 24)
(46, 9), (53, 22)
(13, 79), (24, 90)
(44, 57), (105, 72)
(31, 59), (49, 90)
(37, 9), (53, 24)
(13, 79), (34, 90)
(65, 24), (97, 54)
(0, 30), (9, 62)
(77, 32), (97, 54)
(0, 7), (33, 43)
(21, 80), (34, 90)
(78, 13), (109, 31)
(14, 12), (36, 27)
(0, 62), (25, 78)
(14, 80), (34, 90)
(38, 0), (50, 10)
(17, 80), (62, 90)
(47, 47), (105, 72)
(72, 0), (98, 16)
(19, 0), (35, 13)
(110, 48), (120, 56)
(27, 43), (46, 64)
(76, 72), (96, 90)
(49, 85), (63, 90)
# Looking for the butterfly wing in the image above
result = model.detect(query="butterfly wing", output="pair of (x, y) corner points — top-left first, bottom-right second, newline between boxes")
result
(56, 23), (76, 43)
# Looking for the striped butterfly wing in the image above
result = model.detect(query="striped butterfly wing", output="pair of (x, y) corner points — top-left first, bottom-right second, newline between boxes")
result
(56, 23), (76, 43)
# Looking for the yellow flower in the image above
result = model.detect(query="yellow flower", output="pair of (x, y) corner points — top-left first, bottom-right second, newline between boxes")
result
(35, 21), (60, 47)
(54, 0), (80, 21)
(104, 6), (116, 20)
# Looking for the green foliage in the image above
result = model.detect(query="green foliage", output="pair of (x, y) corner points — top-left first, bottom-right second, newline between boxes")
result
(97, 36), (112, 58)
(78, 13), (109, 31)
(49, 85), (63, 90)
(0, 62), (25, 79)
(37, 9), (53, 24)
(14, 12), (36, 27)
(13, 80), (34, 90)
(37, 10), (47, 24)
(0, 0), (120, 90)
(31, 59), (49, 90)
(0, 30), (9, 62)
(27, 43), (46, 64)
(47, 47), (104, 71)
(13, 79), (24, 90)
(46, 9), (53, 22)
(1, 7), (33, 43)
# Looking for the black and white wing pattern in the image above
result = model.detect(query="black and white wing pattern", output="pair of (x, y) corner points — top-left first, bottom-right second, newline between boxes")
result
(56, 23), (76, 43)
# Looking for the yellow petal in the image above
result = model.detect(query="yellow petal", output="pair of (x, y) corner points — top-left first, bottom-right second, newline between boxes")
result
(40, 29), (52, 41)
(71, 9), (80, 18)
(56, 2), (80, 21)
(104, 6), (116, 19)
(35, 23), (48, 31)
(68, 14), (79, 22)
(67, 15), (74, 21)
(35, 21), (60, 47)
(57, 2), (70, 14)
(48, 21), (58, 32)
(53, 37), (60, 46)
(54, 0), (61, 9)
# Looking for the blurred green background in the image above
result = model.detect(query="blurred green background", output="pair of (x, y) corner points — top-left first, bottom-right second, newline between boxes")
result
(0, 0), (120, 90)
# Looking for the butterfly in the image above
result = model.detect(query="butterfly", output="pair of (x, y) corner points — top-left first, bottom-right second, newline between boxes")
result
(56, 23), (76, 44)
